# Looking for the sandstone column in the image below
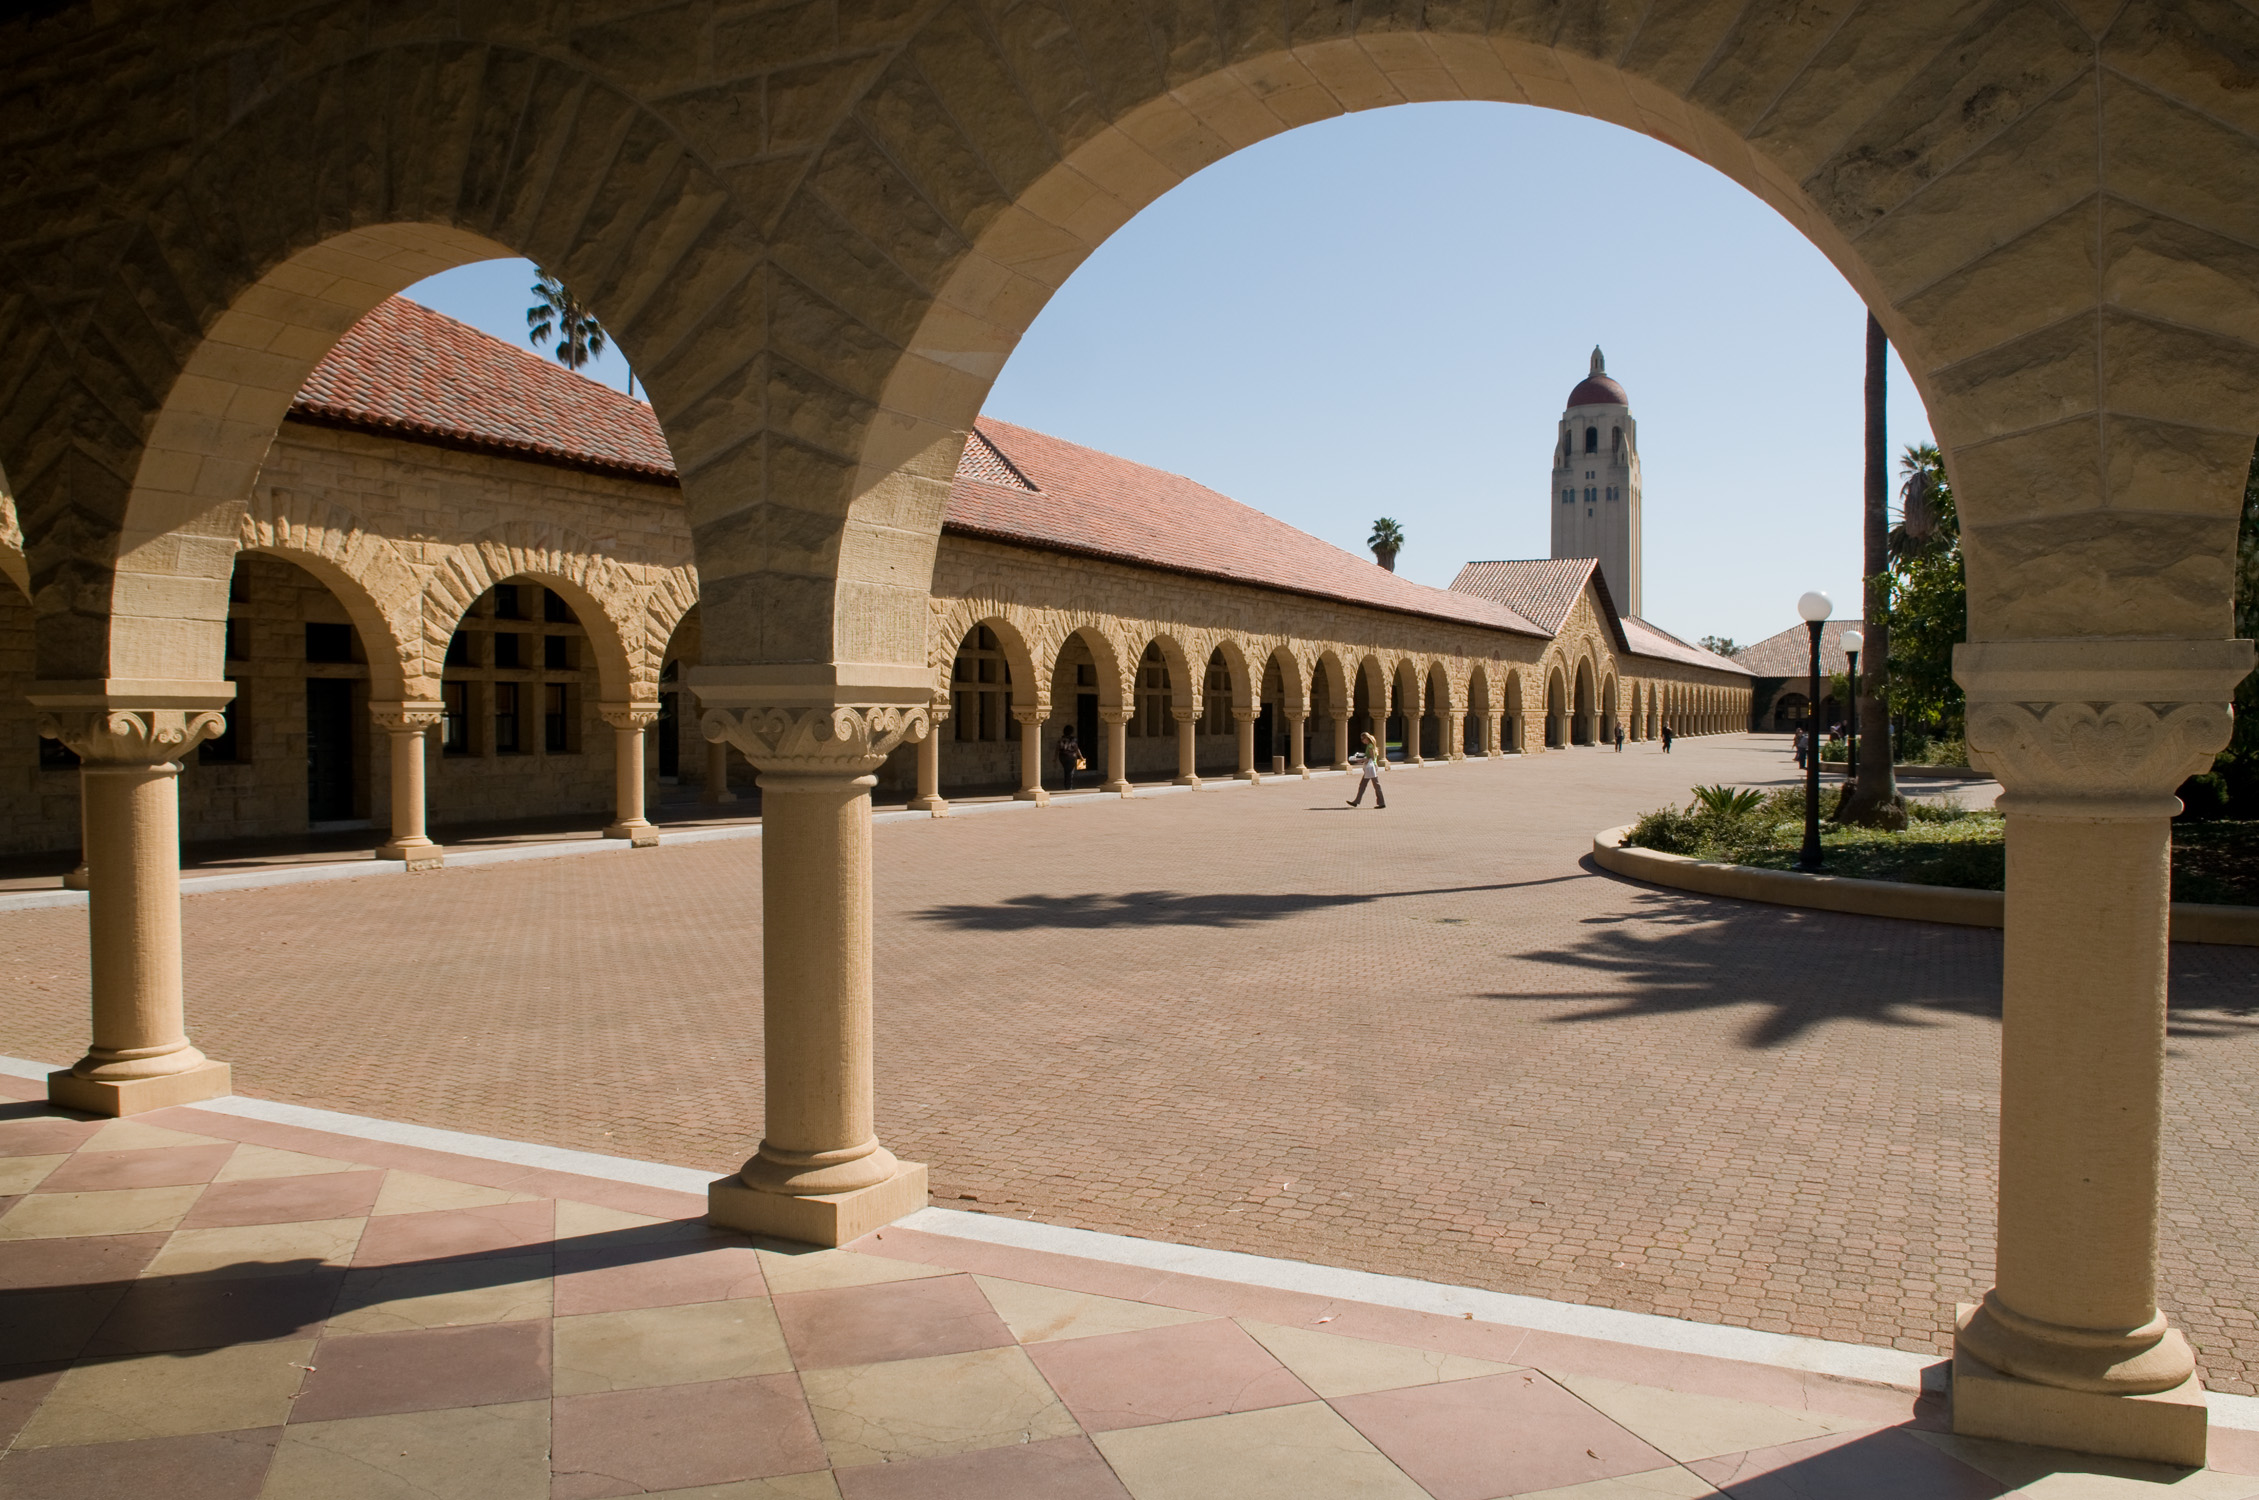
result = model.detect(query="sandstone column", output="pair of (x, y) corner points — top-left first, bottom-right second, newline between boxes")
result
(1011, 707), (1050, 804)
(600, 703), (661, 846)
(31, 687), (235, 1116)
(705, 740), (736, 804)
(1101, 707), (1132, 796)
(1948, 639), (2252, 1467)
(908, 703), (949, 815)
(1172, 708), (1200, 787)
(1488, 711), (1504, 756)
(1288, 713), (1308, 777)
(372, 701), (444, 870)
(1332, 713), (1350, 767)
(1447, 712), (1466, 761)
(63, 794), (90, 890)
(697, 693), (931, 1246)
(1233, 708), (1260, 782)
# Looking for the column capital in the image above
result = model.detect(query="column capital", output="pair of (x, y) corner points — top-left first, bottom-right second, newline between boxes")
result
(1284, 710), (1307, 723)
(370, 699), (446, 732)
(1010, 705), (1047, 726)
(1098, 706), (1133, 725)
(30, 680), (235, 766)
(704, 703), (933, 776)
(1170, 707), (1199, 724)
(599, 702), (663, 732)
(1955, 639), (2254, 817)
(1231, 707), (1259, 724)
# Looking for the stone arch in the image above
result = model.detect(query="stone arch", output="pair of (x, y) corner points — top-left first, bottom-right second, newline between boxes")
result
(420, 526), (649, 706)
(1571, 658), (1597, 746)
(1055, 624), (1130, 714)
(1601, 671), (1620, 742)
(1502, 669), (1525, 754)
(1261, 642), (1309, 718)
(1309, 650), (1350, 722)
(1136, 630), (1200, 719)
(1544, 664), (1568, 749)
(237, 487), (422, 700)
(0, 464), (25, 602)
(1210, 635), (1259, 714)
(930, 596), (1047, 716)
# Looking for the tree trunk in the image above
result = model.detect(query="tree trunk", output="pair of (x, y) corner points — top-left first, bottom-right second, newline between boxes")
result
(1843, 311), (1908, 828)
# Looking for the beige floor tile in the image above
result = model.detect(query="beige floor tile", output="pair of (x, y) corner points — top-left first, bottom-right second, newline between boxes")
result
(1502, 1467), (1720, 1499)
(370, 1170), (538, 1216)
(1549, 1374), (1877, 1464)
(631, 1478), (842, 1499)
(213, 1144), (361, 1182)
(142, 1216), (365, 1278)
(801, 1344), (1081, 1468)
(259, 1399), (550, 1499)
(1908, 1430), (2256, 1496)
(1095, 1401), (1429, 1500)
(976, 1276), (1214, 1344)
(328, 1252), (553, 1333)
(1239, 1319), (1521, 1397)
(756, 1247), (949, 1295)
(554, 1298), (794, 1394)
(0, 1184), (204, 1239)
(16, 1338), (316, 1447)
(79, 1120), (229, 1152)
(0, 1153), (68, 1195)
(554, 1198), (715, 1243)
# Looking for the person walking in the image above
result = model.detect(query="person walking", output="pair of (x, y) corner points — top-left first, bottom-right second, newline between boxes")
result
(1660, 722), (1674, 753)
(1055, 724), (1086, 792)
(1347, 731), (1387, 809)
(1614, 723), (1625, 753)
(1793, 725), (1807, 770)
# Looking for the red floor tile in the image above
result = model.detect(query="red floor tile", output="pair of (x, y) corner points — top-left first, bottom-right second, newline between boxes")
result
(0, 1114), (104, 1158)
(833, 1434), (1133, 1499)
(33, 1144), (236, 1193)
(772, 1273), (1014, 1369)
(0, 1286), (129, 1363)
(0, 1426), (280, 1500)
(1684, 1429), (2006, 1499)
(550, 1373), (824, 1497)
(349, 1199), (555, 1267)
(553, 1239), (767, 1316)
(177, 1171), (383, 1229)
(84, 1270), (343, 1355)
(290, 1320), (550, 1421)
(1025, 1318), (1315, 1432)
(1331, 1371), (1671, 1500)
(0, 1233), (167, 1289)
(0, 1363), (66, 1449)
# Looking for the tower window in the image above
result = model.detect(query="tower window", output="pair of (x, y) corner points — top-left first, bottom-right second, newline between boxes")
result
(1585, 426), (1598, 453)
(1585, 487), (1596, 503)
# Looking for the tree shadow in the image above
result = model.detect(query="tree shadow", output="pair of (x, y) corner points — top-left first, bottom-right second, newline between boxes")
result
(908, 875), (1587, 931)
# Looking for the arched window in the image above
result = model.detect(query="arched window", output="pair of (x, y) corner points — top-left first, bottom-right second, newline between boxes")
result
(1612, 426), (1624, 452)
(1136, 644), (1170, 737)
(952, 625), (1013, 742)
(1584, 426), (1598, 453)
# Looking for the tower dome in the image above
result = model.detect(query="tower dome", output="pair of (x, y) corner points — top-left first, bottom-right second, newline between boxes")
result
(1566, 346), (1628, 408)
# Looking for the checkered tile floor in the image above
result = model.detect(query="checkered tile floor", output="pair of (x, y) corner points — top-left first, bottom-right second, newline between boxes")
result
(2, 1082), (2254, 1498)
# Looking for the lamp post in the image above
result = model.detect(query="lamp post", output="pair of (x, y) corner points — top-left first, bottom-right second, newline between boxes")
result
(1841, 627), (1864, 779)
(1797, 590), (1832, 872)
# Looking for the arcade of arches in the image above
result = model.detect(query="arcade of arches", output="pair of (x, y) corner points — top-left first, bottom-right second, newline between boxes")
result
(4, 2), (2257, 1464)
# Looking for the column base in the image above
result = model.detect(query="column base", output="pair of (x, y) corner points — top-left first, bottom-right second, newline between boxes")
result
(375, 838), (444, 871)
(62, 863), (89, 891)
(708, 791), (739, 806)
(604, 821), (661, 848)
(907, 796), (950, 816)
(1102, 781), (1132, 797)
(1013, 788), (1050, 805)
(1237, 770), (1261, 783)
(1172, 776), (1202, 789)
(707, 1159), (930, 1247)
(1951, 1314), (2208, 1468)
(49, 1059), (232, 1117)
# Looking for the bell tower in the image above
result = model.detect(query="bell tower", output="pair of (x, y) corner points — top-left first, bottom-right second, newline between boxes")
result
(1549, 346), (1642, 616)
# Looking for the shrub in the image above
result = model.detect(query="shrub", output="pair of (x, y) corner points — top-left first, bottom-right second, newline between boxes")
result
(1622, 805), (1702, 855)
(1907, 794), (1972, 824)
(1689, 784), (1765, 818)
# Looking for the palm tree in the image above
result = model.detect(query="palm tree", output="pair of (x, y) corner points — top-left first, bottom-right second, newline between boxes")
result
(1368, 517), (1405, 572)
(527, 270), (632, 394)
(1841, 312), (1906, 828)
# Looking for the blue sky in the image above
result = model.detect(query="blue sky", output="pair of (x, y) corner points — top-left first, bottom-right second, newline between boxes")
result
(405, 101), (1932, 650)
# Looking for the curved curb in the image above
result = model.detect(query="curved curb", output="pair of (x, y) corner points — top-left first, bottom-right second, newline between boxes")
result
(1592, 826), (2259, 947)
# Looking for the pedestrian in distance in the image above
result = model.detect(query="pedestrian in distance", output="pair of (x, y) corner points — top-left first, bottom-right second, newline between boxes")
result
(1346, 731), (1387, 809)
(1615, 723), (1625, 753)
(1055, 724), (1086, 792)
(1660, 722), (1674, 753)
(1794, 726), (1807, 770)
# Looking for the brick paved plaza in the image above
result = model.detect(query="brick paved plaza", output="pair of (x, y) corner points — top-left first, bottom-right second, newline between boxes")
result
(4, 738), (2256, 1395)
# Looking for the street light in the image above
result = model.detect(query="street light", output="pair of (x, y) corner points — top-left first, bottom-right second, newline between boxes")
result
(1797, 590), (1832, 872)
(1841, 627), (1864, 779)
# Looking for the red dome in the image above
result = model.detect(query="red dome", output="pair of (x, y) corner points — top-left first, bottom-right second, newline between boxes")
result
(1567, 374), (1629, 407)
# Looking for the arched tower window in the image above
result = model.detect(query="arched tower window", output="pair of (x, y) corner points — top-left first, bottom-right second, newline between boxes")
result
(1584, 426), (1598, 453)
(1612, 426), (1624, 453)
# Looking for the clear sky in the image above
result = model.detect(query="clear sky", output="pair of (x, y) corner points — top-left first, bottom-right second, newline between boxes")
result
(404, 100), (1934, 652)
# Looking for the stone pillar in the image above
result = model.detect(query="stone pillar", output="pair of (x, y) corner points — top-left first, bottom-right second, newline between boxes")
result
(1101, 707), (1132, 796)
(1233, 708), (1260, 782)
(1947, 639), (2252, 1468)
(1447, 712), (1466, 761)
(705, 739), (737, 804)
(1172, 708), (1200, 787)
(31, 687), (236, 1116)
(1288, 713), (1308, 777)
(1332, 714), (1350, 768)
(600, 703), (661, 846)
(372, 701), (445, 870)
(1487, 711), (1504, 756)
(1403, 708), (1424, 766)
(63, 793), (90, 890)
(908, 705), (949, 815)
(1012, 707), (1050, 804)
(698, 696), (932, 1246)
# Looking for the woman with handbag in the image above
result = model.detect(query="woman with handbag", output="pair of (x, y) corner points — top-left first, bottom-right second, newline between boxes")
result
(1055, 724), (1088, 791)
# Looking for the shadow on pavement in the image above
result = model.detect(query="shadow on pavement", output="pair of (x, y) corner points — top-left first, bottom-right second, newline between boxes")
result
(910, 875), (1589, 931)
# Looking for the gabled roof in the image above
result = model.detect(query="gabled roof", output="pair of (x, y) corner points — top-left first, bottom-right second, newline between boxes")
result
(291, 297), (677, 481)
(1732, 618), (1865, 678)
(1448, 559), (1598, 636)
(951, 420), (1547, 637)
(1621, 615), (1754, 676)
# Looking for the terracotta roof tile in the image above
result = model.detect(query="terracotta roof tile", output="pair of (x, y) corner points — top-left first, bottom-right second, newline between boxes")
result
(1731, 619), (1866, 678)
(951, 421), (1547, 637)
(1448, 559), (1596, 636)
(292, 296), (676, 480)
(1619, 615), (1753, 676)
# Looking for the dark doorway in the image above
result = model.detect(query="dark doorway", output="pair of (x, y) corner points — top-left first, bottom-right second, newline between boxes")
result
(1076, 691), (1099, 763)
(658, 690), (679, 778)
(306, 678), (355, 822)
(1256, 700), (1276, 762)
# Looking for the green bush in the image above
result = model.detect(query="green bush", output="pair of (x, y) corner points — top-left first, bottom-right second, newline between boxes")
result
(1623, 805), (1702, 855)
(1689, 784), (1765, 818)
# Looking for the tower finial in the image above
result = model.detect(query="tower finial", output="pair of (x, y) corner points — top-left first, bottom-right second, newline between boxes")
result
(1590, 346), (1605, 376)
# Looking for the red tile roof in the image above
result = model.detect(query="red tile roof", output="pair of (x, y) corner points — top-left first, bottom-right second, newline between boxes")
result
(1620, 615), (1754, 676)
(951, 420), (1547, 637)
(291, 296), (676, 481)
(1730, 619), (1865, 678)
(1448, 559), (1597, 636)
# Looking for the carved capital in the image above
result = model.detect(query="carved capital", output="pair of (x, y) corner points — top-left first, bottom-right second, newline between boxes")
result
(1231, 708), (1259, 724)
(1170, 707), (1199, 724)
(1098, 707), (1133, 726)
(599, 703), (662, 732)
(1956, 639), (2254, 817)
(702, 703), (932, 776)
(370, 700), (446, 733)
(1010, 705), (1046, 727)
(30, 681), (236, 767)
